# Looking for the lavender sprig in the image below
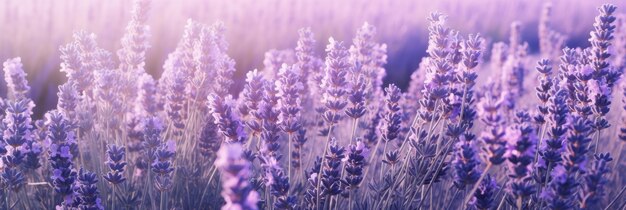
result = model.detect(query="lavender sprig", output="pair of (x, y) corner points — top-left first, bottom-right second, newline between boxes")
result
(103, 144), (128, 185)
(151, 140), (176, 192)
(3, 58), (30, 100)
(215, 143), (259, 210)
(504, 112), (537, 207)
(320, 38), (350, 125)
(578, 153), (613, 208)
(242, 70), (266, 135)
(468, 174), (498, 210)
(75, 168), (104, 210)
(208, 94), (246, 143)
(198, 119), (221, 159)
(46, 111), (78, 207)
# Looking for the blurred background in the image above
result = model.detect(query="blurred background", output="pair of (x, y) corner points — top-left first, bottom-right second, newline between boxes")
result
(1, 0), (625, 117)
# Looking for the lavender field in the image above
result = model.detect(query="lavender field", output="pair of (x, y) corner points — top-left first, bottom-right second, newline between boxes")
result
(0, 0), (626, 209)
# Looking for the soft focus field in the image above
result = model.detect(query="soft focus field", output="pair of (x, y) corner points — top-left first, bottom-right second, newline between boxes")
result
(1, 0), (626, 116)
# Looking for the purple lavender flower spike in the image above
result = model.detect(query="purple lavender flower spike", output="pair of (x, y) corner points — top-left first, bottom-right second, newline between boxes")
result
(103, 144), (128, 185)
(276, 64), (303, 134)
(320, 139), (345, 199)
(75, 168), (104, 210)
(468, 174), (498, 210)
(578, 153), (613, 209)
(3, 57), (31, 100)
(242, 69), (267, 136)
(198, 119), (221, 159)
(46, 111), (78, 207)
(208, 93), (246, 143)
(504, 111), (537, 206)
(152, 140), (176, 192)
(452, 133), (481, 189)
(215, 143), (259, 210)
(379, 84), (402, 143)
(321, 37), (350, 125)
(117, 0), (151, 75)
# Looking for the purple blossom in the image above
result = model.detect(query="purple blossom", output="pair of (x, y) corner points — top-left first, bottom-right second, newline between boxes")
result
(276, 64), (303, 133)
(3, 57), (30, 100)
(208, 94), (246, 143)
(320, 37), (350, 125)
(103, 144), (127, 185)
(57, 81), (79, 119)
(74, 168), (104, 210)
(215, 143), (259, 210)
(117, 0), (151, 74)
(46, 111), (78, 207)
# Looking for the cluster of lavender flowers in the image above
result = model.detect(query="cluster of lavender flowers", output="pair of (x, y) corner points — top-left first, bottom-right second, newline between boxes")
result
(0, 1), (625, 210)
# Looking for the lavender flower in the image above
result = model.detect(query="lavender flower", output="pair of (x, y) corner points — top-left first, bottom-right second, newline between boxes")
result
(263, 49), (295, 80)
(320, 139), (345, 198)
(242, 69), (267, 135)
(468, 174), (498, 210)
(22, 135), (43, 170)
(3, 57), (30, 100)
(504, 112), (537, 205)
(117, 0), (151, 74)
(135, 73), (158, 116)
(270, 170), (297, 210)
(258, 155), (295, 210)
(208, 94), (246, 143)
(59, 42), (87, 93)
(1, 99), (33, 193)
(165, 55), (187, 136)
(535, 59), (553, 124)
(345, 64), (368, 120)
(152, 140), (176, 191)
(321, 38), (350, 125)
(198, 120), (221, 159)
(142, 116), (164, 151)
(452, 133), (481, 189)
(587, 4), (619, 147)
(542, 165), (578, 209)
(46, 111), (78, 207)
(103, 144), (127, 185)
(3, 99), (33, 148)
(379, 84), (402, 143)
(295, 28), (317, 103)
(343, 140), (366, 190)
(588, 4), (617, 79)
(304, 156), (322, 208)
(477, 94), (507, 165)
(539, 90), (569, 167)
(563, 116), (592, 173)
(538, 3), (566, 60)
(259, 81), (282, 159)
(177, 19), (201, 78)
(458, 33), (482, 128)
(578, 153), (613, 208)
(276, 64), (303, 133)
(214, 54), (237, 96)
(57, 81), (79, 119)
(215, 143), (259, 210)
(74, 168), (104, 210)
(419, 13), (454, 123)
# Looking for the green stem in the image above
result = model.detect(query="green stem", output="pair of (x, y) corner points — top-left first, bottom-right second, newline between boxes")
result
(288, 132), (292, 184)
(380, 141), (388, 177)
(315, 124), (334, 209)
(160, 191), (166, 210)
